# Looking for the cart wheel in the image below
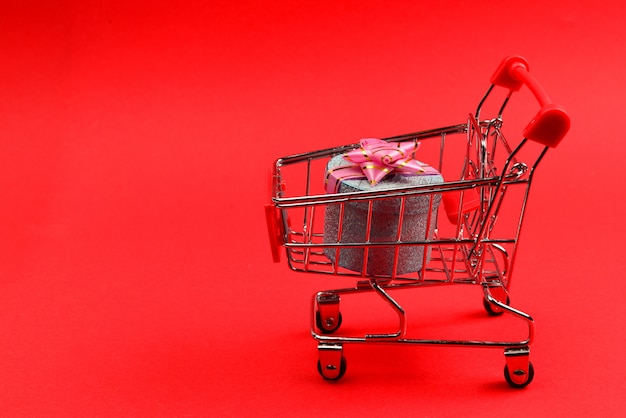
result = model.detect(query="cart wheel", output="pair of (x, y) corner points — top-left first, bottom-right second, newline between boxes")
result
(504, 362), (534, 388)
(483, 296), (511, 316)
(317, 356), (347, 381)
(316, 311), (343, 334)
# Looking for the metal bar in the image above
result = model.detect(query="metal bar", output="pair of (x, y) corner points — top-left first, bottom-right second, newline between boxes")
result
(469, 138), (528, 257)
(284, 238), (517, 249)
(364, 281), (407, 339)
(391, 196), (407, 279)
(333, 202), (346, 274)
(274, 177), (508, 208)
(506, 144), (549, 290)
(361, 200), (375, 276)
(274, 124), (468, 167)
(475, 84), (495, 119)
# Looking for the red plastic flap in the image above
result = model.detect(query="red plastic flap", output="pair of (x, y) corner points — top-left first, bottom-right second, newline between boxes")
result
(443, 188), (481, 225)
(265, 204), (282, 263)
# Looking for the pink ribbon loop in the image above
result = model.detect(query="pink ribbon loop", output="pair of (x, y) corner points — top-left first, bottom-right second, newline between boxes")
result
(343, 138), (426, 185)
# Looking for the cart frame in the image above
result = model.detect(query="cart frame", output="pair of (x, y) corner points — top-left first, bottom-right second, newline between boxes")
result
(265, 56), (569, 387)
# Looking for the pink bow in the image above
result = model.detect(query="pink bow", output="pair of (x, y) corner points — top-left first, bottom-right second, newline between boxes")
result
(343, 138), (426, 185)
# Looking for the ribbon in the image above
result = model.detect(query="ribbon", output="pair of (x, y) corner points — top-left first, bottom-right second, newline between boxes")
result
(325, 138), (438, 193)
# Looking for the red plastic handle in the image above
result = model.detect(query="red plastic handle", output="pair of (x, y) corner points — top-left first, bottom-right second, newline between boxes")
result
(490, 56), (570, 147)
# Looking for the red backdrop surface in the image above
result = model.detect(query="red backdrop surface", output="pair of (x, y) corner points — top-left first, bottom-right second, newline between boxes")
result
(0, 0), (624, 416)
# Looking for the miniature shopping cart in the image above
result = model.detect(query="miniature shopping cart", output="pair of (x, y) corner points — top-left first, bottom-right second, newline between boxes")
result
(265, 56), (569, 388)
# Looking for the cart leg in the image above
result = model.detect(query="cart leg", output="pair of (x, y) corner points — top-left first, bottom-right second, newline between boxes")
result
(317, 344), (346, 381)
(315, 292), (342, 334)
(504, 347), (534, 388)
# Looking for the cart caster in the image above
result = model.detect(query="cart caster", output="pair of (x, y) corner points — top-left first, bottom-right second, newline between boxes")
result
(483, 283), (510, 316)
(504, 362), (534, 388)
(316, 311), (343, 334)
(483, 295), (510, 316)
(317, 345), (347, 381)
(315, 292), (342, 334)
(504, 348), (534, 388)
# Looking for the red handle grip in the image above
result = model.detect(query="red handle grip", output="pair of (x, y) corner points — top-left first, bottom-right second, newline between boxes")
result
(490, 56), (570, 147)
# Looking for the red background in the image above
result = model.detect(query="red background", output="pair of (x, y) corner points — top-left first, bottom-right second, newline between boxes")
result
(1, 0), (624, 416)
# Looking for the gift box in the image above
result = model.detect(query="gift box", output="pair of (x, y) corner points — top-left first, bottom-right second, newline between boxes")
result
(323, 139), (444, 276)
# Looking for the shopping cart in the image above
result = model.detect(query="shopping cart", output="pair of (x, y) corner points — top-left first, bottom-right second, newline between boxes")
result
(265, 56), (569, 388)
